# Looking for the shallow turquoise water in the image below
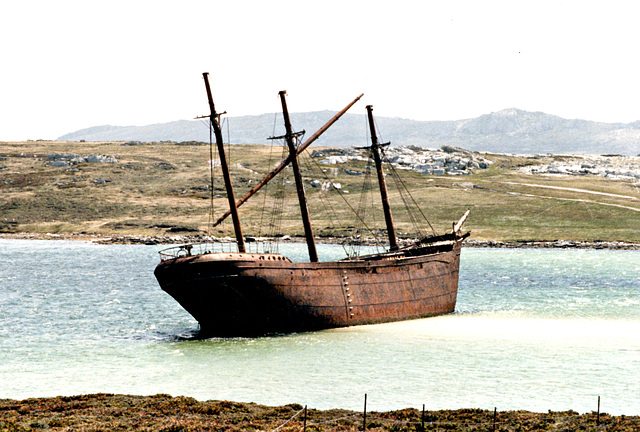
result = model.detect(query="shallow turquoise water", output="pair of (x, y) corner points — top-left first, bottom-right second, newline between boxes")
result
(1, 240), (638, 414)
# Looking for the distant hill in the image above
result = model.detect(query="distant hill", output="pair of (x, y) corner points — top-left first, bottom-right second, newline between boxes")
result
(59, 108), (640, 156)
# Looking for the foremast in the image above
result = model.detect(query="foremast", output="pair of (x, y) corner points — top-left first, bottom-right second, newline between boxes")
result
(202, 72), (246, 253)
(366, 105), (399, 251)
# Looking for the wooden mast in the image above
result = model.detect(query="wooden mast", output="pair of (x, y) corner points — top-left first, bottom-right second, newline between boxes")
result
(278, 90), (318, 263)
(366, 105), (399, 251)
(211, 93), (363, 228)
(202, 72), (246, 253)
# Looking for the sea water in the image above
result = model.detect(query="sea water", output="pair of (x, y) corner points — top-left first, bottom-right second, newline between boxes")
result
(1, 239), (639, 414)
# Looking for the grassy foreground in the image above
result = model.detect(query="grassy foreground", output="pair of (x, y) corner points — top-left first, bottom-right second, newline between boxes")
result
(1, 140), (639, 243)
(1, 394), (638, 431)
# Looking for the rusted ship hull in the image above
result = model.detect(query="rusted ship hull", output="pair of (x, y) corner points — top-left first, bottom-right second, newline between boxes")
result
(154, 241), (462, 336)
(155, 75), (469, 336)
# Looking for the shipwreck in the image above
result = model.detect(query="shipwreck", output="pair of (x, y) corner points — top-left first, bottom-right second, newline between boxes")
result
(154, 73), (469, 336)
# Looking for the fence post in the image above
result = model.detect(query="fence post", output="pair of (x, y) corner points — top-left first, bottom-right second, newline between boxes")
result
(493, 407), (497, 432)
(421, 404), (425, 431)
(363, 393), (367, 431)
(597, 396), (600, 426)
(303, 405), (307, 432)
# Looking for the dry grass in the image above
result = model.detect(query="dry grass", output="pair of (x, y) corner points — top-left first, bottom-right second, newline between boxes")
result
(1, 140), (639, 243)
(1, 394), (638, 431)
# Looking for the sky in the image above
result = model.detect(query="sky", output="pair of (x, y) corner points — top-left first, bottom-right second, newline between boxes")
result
(2, 0), (640, 141)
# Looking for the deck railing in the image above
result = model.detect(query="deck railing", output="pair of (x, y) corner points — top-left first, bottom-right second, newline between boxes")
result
(158, 241), (282, 261)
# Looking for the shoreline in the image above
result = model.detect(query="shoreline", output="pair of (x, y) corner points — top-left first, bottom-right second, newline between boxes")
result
(1, 393), (638, 431)
(1, 232), (639, 250)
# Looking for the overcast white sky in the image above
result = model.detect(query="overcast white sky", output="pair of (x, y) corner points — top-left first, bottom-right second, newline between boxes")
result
(2, 0), (640, 140)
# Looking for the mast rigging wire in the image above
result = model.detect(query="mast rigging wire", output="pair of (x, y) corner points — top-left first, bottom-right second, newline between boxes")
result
(304, 153), (385, 256)
(369, 115), (438, 239)
(384, 153), (438, 237)
(207, 119), (216, 236)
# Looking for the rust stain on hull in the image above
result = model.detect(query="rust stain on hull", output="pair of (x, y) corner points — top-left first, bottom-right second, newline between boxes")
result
(154, 241), (462, 336)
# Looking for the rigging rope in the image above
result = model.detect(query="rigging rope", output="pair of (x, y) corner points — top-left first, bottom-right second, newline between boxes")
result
(299, 152), (343, 245)
(348, 155), (385, 256)
(207, 119), (216, 237)
(385, 156), (438, 237)
(305, 153), (384, 257)
(368, 115), (438, 239)
(267, 145), (288, 249)
(256, 140), (275, 241)
(299, 152), (355, 256)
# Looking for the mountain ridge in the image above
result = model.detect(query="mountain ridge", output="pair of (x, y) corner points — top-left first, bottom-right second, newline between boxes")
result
(58, 108), (640, 156)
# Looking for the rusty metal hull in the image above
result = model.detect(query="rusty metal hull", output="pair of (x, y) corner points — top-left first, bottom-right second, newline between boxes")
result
(154, 241), (462, 336)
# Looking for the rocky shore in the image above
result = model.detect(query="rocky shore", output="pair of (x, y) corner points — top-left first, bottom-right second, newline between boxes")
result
(463, 238), (640, 250)
(2, 232), (639, 250)
(1, 394), (638, 431)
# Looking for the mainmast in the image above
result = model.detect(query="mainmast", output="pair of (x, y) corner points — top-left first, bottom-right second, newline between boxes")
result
(202, 72), (246, 253)
(366, 105), (399, 251)
(276, 91), (318, 262)
(212, 93), (363, 228)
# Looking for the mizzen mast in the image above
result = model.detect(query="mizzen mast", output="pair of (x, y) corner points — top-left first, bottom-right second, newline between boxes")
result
(275, 91), (318, 262)
(366, 105), (399, 251)
(202, 72), (246, 253)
